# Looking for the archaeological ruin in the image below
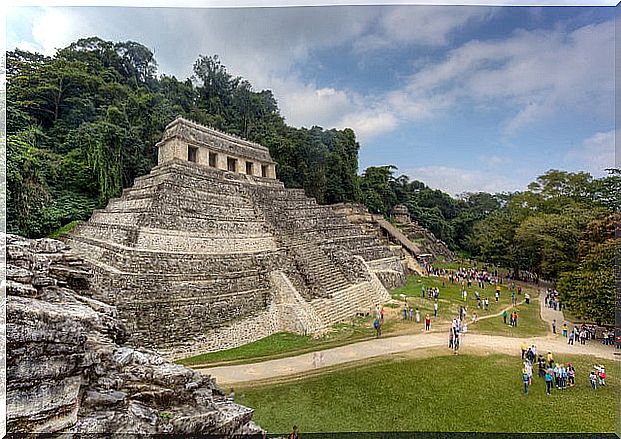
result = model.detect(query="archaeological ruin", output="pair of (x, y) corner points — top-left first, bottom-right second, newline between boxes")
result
(68, 117), (406, 356)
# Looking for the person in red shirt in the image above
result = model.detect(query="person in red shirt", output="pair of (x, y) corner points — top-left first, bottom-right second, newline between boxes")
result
(513, 311), (518, 327)
(425, 314), (431, 331)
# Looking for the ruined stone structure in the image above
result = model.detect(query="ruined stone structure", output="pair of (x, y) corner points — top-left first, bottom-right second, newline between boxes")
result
(392, 204), (411, 224)
(68, 117), (405, 355)
(7, 234), (263, 435)
(390, 205), (455, 261)
(332, 203), (455, 270)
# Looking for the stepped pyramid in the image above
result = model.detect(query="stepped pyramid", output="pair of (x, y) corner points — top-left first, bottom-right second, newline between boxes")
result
(68, 117), (405, 355)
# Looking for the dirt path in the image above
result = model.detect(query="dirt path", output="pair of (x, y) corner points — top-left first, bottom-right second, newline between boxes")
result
(198, 328), (617, 386)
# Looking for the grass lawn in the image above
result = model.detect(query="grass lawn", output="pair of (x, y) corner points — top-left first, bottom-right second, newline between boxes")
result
(391, 275), (528, 323)
(471, 299), (549, 338)
(237, 352), (617, 434)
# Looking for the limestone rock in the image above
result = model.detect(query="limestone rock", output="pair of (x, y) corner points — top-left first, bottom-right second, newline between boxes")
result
(7, 234), (264, 437)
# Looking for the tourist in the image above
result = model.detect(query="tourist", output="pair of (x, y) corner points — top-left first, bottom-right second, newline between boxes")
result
(509, 312), (514, 327)
(567, 363), (575, 387)
(552, 319), (556, 335)
(409, 306), (414, 321)
(495, 291), (499, 302)
(425, 314), (431, 331)
(513, 311), (518, 327)
(537, 356), (546, 378)
(545, 367), (554, 395)
(511, 292), (516, 306)
(434, 301), (438, 318)
(422, 286), (426, 298)
(559, 364), (567, 390)
(448, 327), (454, 348)
(520, 341), (528, 360)
(415, 308), (421, 323)
(503, 309), (508, 325)
(403, 306), (408, 320)
(453, 332), (460, 353)
(590, 371), (597, 390)
(373, 318), (381, 338)
(484, 297), (489, 310)
(380, 307), (385, 322)
(580, 329), (587, 345)
(568, 330), (575, 345)
(288, 425), (300, 439)
(596, 365), (606, 386)
(547, 352), (554, 368)
(562, 323), (568, 337)
(471, 312), (478, 323)
(522, 367), (530, 394)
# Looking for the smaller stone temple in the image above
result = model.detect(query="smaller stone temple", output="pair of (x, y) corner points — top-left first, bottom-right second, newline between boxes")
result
(69, 117), (406, 356)
(157, 117), (277, 179)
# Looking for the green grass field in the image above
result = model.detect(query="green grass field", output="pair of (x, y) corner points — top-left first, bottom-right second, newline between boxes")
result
(471, 299), (549, 337)
(391, 275), (528, 322)
(237, 353), (617, 434)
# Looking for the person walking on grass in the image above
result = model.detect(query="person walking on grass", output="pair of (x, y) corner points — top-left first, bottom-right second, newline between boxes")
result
(434, 301), (438, 318)
(373, 318), (381, 338)
(520, 341), (528, 360)
(590, 371), (597, 390)
(425, 314), (431, 331)
(509, 312), (514, 327)
(545, 367), (554, 395)
(522, 368), (530, 395)
(513, 311), (518, 327)
(503, 309), (508, 325)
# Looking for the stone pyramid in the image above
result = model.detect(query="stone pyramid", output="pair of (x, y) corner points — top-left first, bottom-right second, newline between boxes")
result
(68, 117), (405, 356)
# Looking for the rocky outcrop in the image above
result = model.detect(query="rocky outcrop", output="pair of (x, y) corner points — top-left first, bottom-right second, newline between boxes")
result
(6, 234), (263, 436)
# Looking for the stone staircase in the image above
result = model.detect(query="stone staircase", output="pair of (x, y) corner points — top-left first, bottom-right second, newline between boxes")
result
(310, 272), (391, 327)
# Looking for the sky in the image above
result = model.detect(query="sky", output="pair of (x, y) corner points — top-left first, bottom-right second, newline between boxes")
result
(6, 4), (618, 195)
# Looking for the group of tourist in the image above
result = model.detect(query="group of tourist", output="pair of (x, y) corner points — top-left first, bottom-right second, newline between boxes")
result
(421, 285), (440, 300)
(502, 309), (519, 327)
(544, 288), (563, 312)
(520, 344), (607, 395)
(448, 317), (466, 353)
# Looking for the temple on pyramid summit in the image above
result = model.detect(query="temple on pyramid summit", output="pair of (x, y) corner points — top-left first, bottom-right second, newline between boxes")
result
(68, 117), (406, 356)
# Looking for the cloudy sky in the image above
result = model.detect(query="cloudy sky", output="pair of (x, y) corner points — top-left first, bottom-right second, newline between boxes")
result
(6, 4), (617, 195)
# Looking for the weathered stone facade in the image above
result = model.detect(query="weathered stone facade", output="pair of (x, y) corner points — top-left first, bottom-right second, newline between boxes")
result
(68, 118), (405, 354)
(7, 234), (263, 436)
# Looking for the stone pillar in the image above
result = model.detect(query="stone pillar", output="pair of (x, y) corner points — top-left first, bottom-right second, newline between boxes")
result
(267, 164), (276, 179)
(216, 153), (227, 171)
(253, 162), (262, 177)
(198, 146), (210, 167)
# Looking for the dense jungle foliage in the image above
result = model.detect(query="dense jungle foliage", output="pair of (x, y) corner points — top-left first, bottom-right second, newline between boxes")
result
(6, 37), (619, 324)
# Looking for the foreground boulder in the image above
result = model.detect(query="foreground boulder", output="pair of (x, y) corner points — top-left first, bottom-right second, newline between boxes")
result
(6, 234), (263, 436)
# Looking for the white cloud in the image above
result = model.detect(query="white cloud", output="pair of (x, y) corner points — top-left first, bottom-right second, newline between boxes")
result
(565, 130), (616, 177)
(397, 20), (614, 135)
(354, 6), (495, 51)
(403, 165), (523, 195)
(478, 154), (511, 166)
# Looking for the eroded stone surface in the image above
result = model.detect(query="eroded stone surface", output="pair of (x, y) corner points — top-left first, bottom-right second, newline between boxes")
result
(6, 234), (263, 436)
